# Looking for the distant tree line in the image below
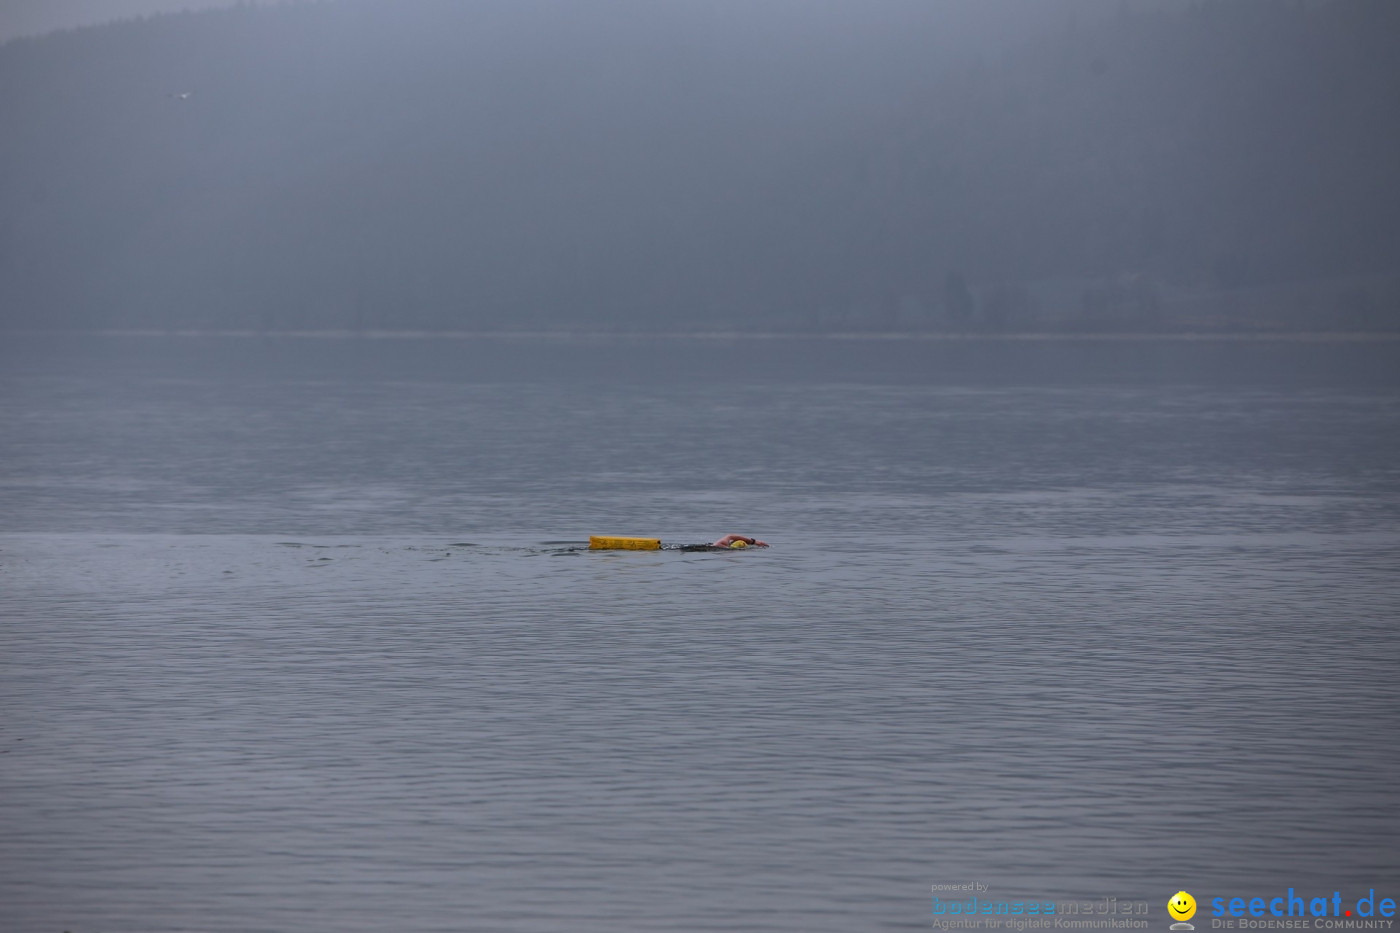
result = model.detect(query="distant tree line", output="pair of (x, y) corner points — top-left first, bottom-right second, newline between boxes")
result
(0, 0), (1397, 332)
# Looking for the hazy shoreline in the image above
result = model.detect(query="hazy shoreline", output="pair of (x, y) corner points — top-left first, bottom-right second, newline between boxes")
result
(9, 328), (1400, 342)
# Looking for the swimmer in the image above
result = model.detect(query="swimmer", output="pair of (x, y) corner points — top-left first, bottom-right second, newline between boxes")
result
(659, 534), (769, 552)
(711, 534), (769, 548)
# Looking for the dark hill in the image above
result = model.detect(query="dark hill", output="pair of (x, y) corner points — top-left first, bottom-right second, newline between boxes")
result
(1, 0), (1397, 332)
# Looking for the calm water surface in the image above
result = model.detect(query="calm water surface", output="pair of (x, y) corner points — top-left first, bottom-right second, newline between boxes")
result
(2, 338), (1398, 932)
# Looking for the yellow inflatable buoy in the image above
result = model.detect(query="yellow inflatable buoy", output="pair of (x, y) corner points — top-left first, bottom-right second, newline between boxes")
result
(589, 535), (661, 550)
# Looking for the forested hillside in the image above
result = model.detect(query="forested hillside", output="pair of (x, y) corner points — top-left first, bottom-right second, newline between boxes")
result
(1, 0), (1397, 332)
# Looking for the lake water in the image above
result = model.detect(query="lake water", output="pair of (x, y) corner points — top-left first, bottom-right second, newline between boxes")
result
(3, 336), (1399, 932)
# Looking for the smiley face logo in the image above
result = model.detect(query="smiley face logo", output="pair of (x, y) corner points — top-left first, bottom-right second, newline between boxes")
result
(1168, 892), (1197, 923)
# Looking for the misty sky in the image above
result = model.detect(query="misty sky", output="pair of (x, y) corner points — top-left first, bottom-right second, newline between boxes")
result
(0, 0), (1186, 47)
(0, 0), (249, 43)
(2, 0), (1394, 334)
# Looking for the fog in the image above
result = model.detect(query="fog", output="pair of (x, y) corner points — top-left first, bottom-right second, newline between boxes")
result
(2, 0), (1396, 335)
(0, 0), (250, 43)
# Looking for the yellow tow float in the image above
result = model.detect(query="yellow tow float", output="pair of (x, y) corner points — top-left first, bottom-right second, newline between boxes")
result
(589, 535), (661, 551)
